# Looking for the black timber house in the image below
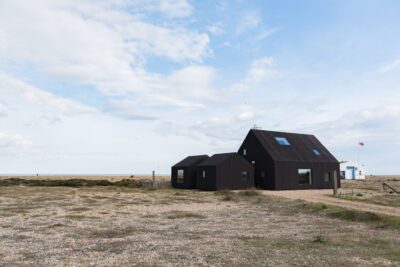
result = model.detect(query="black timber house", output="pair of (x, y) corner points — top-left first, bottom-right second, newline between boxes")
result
(196, 153), (254, 191)
(171, 155), (209, 189)
(238, 129), (340, 190)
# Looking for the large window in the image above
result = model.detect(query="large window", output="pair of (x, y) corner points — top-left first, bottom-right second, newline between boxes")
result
(298, 169), (312, 185)
(275, 137), (290, 146)
(241, 171), (248, 181)
(177, 169), (184, 183)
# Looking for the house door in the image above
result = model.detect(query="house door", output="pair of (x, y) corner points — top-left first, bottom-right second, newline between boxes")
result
(346, 166), (356, 180)
(254, 169), (265, 188)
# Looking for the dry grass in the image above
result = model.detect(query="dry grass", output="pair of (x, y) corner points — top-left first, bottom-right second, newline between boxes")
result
(0, 175), (171, 182)
(0, 185), (399, 266)
(338, 176), (400, 208)
(341, 175), (400, 192)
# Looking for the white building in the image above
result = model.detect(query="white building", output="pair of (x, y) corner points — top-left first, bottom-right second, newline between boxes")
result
(340, 161), (365, 180)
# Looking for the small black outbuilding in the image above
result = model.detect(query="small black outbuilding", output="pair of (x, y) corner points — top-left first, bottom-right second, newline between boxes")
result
(196, 153), (254, 191)
(171, 155), (209, 189)
(238, 129), (340, 190)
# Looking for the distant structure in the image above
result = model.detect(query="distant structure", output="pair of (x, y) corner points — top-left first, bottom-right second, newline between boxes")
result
(171, 155), (209, 189)
(340, 161), (366, 180)
(171, 128), (340, 191)
(239, 129), (340, 190)
(196, 153), (254, 191)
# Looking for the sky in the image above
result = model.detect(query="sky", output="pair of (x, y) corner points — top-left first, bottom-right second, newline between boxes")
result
(0, 0), (400, 175)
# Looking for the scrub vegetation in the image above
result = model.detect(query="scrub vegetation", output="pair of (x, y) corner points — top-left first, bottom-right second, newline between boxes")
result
(0, 182), (399, 266)
(335, 176), (400, 208)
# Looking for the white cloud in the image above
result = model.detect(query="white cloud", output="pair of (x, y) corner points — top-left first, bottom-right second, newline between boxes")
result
(0, 132), (33, 148)
(137, 0), (193, 18)
(231, 57), (278, 91)
(122, 21), (210, 62)
(379, 58), (400, 73)
(207, 23), (223, 35)
(167, 65), (217, 100)
(236, 11), (261, 35)
(103, 100), (158, 121)
(0, 74), (96, 115)
(0, 101), (6, 117)
(254, 27), (278, 42)
(161, 104), (258, 143)
(0, 0), (211, 108)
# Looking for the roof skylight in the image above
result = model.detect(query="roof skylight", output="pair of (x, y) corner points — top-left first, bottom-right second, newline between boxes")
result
(275, 137), (290, 146)
(313, 149), (321, 156)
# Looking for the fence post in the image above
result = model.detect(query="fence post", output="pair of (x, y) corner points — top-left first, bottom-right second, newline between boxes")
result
(152, 170), (155, 189)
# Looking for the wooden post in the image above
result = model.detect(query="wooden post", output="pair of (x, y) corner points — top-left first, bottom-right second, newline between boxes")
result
(152, 170), (155, 189)
(333, 170), (338, 195)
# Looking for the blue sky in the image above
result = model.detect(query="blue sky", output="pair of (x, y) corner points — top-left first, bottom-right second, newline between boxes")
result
(0, 0), (399, 174)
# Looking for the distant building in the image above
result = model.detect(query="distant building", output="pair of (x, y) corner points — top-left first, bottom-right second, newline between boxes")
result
(340, 161), (365, 180)
(196, 153), (254, 191)
(238, 129), (340, 190)
(171, 155), (209, 189)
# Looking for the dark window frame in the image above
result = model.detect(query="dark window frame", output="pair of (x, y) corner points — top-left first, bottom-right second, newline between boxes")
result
(324, 172), (330, 182)
(298, 169), (312, 185)
(177, 169), (184, 183)
(241, 171), (249, 181)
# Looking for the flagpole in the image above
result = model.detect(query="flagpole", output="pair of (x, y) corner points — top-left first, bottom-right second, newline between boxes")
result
(356, 142), (364, 179)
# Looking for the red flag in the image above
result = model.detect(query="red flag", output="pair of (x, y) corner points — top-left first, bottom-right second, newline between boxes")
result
(358, 142), (364, 146)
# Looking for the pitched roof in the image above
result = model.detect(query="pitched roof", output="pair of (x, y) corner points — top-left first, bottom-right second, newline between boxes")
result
(249, 129), (338, 163)
(197, 152), (237, 166)
(172, 155), (209, 168)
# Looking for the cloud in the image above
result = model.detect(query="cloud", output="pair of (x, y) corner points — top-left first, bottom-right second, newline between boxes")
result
(295, 99), (400, 149)
(166, 65), (217, 100)
(0, 0), (211, 108)
(379, 58), (400, 73)
(0, 74), (96, 115)
(0, 101), (7, 117)
(236, 11), (261, 35)
(123, 21), (210, 62)
(0, 132), (33, 148)
(103, 100), (158, 121)
(207, 23), (223, 35)
(254, 27), (278, 42)
(161, 104), (258, 142)
(137, 0), (193, 18)
(231, 57), (279, 91)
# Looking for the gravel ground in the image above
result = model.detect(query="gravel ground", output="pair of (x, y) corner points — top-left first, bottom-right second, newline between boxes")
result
(0, 186), (399, 266)
(262, 189), (400, 217)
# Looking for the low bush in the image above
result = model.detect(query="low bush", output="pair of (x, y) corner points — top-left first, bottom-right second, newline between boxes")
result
(0, 178), (142, 188)
(312, 234), (328, 244)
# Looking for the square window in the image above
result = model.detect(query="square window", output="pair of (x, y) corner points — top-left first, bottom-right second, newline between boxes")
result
(202, 170), (206, 178)
(177, 169), (184, 183)
(275, 137), (290, 146)
(313, 149), (321, 156)
(298, 169), (312, 185)
(241, 171), (248, 181)
(260, 171), (265, 178)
